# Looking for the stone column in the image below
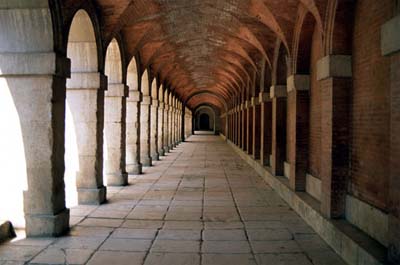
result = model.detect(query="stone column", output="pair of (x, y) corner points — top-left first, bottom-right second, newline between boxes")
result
(168, 99), (174, 149)
(286, 75), (310, 191)
(252, 97), (261, 160)
(241, 103), (247, 151)
(174, 104), (179, 144)
(259, 92), (272, 166)
(270, 86), (287, 176)
(316, 56), (351, 219)
(247, 100), (253, 155)
(67, 72), (107, 205)
(140, 95), (152, 166)
(382, 15), (400, 262)
(0, 3), (70, 235)
(150, 98), (159, 161)
(126, 90), (142, 174)
(235, 106), (239, 145)
(181, 105), (186, 142)
(158, 102), (165, 156)
(164, 103), (170, 152)
(104, 84), (128, 186)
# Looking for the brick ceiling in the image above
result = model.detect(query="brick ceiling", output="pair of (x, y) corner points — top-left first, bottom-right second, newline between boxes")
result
(70, 0), (326, 109)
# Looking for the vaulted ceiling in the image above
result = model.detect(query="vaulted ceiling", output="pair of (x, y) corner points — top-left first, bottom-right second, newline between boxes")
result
(64, 0), (326, 110)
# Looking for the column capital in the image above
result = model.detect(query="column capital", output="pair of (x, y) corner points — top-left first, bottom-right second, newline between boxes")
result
(106, 83), (127, 97)
(159, 102), (165, 109)
(259, 92), (271, 103)
(245, 100), (251, 109)
(381, 14), (400, 56)
(316, 55), (352, 81)
(127, 90), (142, 102)
(141, 95), (152, 105)
(0, 52), (70, 78)
(67, 72), (107, 91)
(287, 75), (310, 92)
(251, 96), (259, 106)
(152, 99), (159, 107)
(270, 85), (287, 98)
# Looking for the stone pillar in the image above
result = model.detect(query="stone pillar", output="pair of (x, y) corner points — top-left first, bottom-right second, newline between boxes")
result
(0, 5), (70, 234)
(168, 100), (174, 149)
(67, 72), (107, 205)
(140, 95), (152, 166)
(382, 16), (400, 262)
(126, 90), (142, 174)
(247, 101), (253, 155)
(181, 106), (186, 142)
(164, 103), (170, 152)
(236, 106), (240, 146)
(104, 84), (128, 186)
(252, 97), (261, 160)
(259, 92), (272, 166)
(241, 104), (247, 150)
(176, 104), (181, 144)
(316, 55), (351, 219)
(286, 75), (310, 191)
(270, 86), (287, 176)
(158, 102), (165, 156)
(150, 98), (159, 161)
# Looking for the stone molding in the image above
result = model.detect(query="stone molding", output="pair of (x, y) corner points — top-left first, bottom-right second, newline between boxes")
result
(270, 85), (287, 98)
(259, 92), (271, 103)
(67, 72), (107, 90)
(287, 75), (310, 92)
(127, 90), (142, 102)
(251, 96), (259, 106)
(381, 14), (400, 56)
(105, 83), (127, 97)
(316, 55), (352, 81)
(0, 52), (70, 77)
(141, 95), (152, 105)
(152, 99), (159, 107)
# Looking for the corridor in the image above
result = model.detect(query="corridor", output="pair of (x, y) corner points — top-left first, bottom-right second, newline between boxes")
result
(0, 135), (344, 265)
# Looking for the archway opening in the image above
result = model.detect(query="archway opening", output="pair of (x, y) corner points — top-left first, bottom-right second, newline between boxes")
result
(0, 78), (27, 228)
(200, 113), (211, 130)
(65, 9), (99, 207)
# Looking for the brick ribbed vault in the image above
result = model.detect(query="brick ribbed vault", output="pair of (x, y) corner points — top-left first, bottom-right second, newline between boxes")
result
(64, 0), (326, 111)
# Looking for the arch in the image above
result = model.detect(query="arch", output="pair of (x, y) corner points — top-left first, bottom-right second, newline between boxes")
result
(292, 5), (320, 74)
(184, 90), (228, 110)
(324, 0), (355, 55)
(200, 113), (211, 130)
(105, 38), (123, 84)
(141, 70), (150, 95)
(151, 78), (158, 99)
(127, 56), (139, 91)
(67, 10), (98, 72)
(272, 39), (289, 86)
(65, 8), (104, 206)
(195, 105), (216, 132)
(194, 104), (222, 134)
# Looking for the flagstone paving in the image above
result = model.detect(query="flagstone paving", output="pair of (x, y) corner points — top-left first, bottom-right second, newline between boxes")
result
(0, 134), (346, 265)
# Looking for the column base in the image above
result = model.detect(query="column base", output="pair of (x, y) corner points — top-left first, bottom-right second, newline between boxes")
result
(159, 148), (165, 156)
(107, 172), (128, 186)
(151, 153), (159, 161)
(164, 146), (170, 153)
(141, 157), (152, 167)
(127, 163), (142, 175)
(169, 145), (174, 150)
(25, 208), (70, 237)
(77, 186), (107, 205)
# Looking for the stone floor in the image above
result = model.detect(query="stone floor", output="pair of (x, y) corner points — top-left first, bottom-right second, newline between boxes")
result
(0, 134), (346, 265)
